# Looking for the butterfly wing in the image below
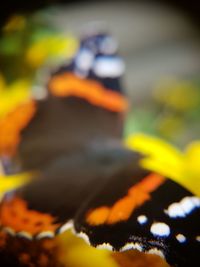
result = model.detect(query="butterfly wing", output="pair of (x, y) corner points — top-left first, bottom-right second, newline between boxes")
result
(73, 163), (200, 267)
(18, 95), (125, 171)
(1, 32), (126, 173)
(0, 144), (138, 238)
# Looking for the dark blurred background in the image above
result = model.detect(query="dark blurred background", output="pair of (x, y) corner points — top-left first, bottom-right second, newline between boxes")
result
(1, 0), (200, 26)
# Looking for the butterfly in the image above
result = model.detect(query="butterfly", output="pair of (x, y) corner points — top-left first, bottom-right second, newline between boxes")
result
(0, 32), (199, 267)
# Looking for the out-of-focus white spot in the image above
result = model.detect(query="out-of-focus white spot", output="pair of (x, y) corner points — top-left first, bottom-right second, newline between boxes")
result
(165, 196), (200, 218)
(75, 49), (94, 71)
(150, 222), (170, 237)
(58, 220), (73, 234)
(120, 242), (143, 252)
(36, 231), (55, 240)
(137, 215), (148, 225)
(32, 86), (48, 100)
(100, 37), (118, 54)
(165, 203), (185, 218)
(147, 248), (165, 259)
(196, 236), (200, 242)
(176, 234), (186, 243)
(76, 231), (90, 245)
(17, 231), (33, 240)
(2, 227), (15, 236)
(93, 57), (125, 77)
(96, 243), (113, 251)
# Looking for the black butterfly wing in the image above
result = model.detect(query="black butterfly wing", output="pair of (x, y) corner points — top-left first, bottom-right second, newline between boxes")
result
(0, 144), (138, 239)
(73, 163), (200, 267)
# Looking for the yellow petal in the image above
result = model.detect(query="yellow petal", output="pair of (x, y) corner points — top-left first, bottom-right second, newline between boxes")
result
(58, 231), (118, 267)
(0, 173), (31, 197)
(125, 133), (200, 197)
(0, 79), (30, 118)
(125, 133), (182, 165)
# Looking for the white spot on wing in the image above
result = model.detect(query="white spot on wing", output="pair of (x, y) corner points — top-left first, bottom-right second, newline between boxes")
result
(196, 236), (200, 242)
(147, 248), (165, 259)
(100, 37), (118, 54)
(2, 227), (15, 236)
(93, 57), (125, 78)
(32, 86), (48, 100)
(76, 232), (90, 245)
(58, 220), (73, 234)
(120, 242), (143, 252)
(165, 196), (200, 218)
(96, 243), (113, 251)
(150, 222), (170, 237)
(181, 197), (195, 214)
(75, 49), (94, 72)
(17, 231), (33, 240)
(36, 231), (55, 240)
(137, 215), (148, 225)
(176, 234), (186, 243)
(191, 197), (200, 207)
(165, 203), (185, 218)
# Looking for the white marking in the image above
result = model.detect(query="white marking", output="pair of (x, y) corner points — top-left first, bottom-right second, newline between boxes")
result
(150, 222), (170, 237)
(96, 243), (113, 251)
(36, 231), (55, 240)
(120, 242), (143, 252)
(76, 232), (90, 245)
(191, 197), (200, 207)
(32, 86), (48, 100)
(93, 57), (125, 78)
(58, 220), (73, 234)
(16, 231), (33, 240)
(100, 37), (118, 54)
(75, 49), (94, 72)
(196, 236), (200, 242)
(137, 215), (148, 225)
(165, 196), (200, 218)
(2, 227), (15, 236)
(181, 197), (195, 214)
(176, 234), (186, 243)
(147, 248), (165, 259)
(165, 203), (185, 218)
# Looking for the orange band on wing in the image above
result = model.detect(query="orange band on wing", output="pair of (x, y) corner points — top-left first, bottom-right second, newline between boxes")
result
(48, 73), (128, 112)
(86, 173), (165, 225)
(0, 197), (60, 235)
(0, 100), (36, 156)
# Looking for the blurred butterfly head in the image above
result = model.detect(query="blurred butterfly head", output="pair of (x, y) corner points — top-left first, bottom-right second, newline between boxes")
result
(49, 31), (126, 99)
(46, 31), (128, 146)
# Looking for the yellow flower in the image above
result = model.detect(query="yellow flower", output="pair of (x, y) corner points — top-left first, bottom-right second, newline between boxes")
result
(26, 35), (78, 68)
(0, 79), (31, 119)
(58, 231), (118, 267)
(126, 133), (200, 197)
(0, 172), (31, 199)
(154, 79), (200, 111)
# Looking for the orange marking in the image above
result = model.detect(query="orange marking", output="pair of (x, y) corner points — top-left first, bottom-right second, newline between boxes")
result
(48, 73), (128, 112)
(86, 173), (165, 225)
(0, 197), (60, 235)
(86, 206), (110, 226)
(0, 100), (36, 156)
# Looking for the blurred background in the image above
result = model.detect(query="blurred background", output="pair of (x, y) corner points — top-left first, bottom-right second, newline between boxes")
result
(1, 0), (200, 144)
